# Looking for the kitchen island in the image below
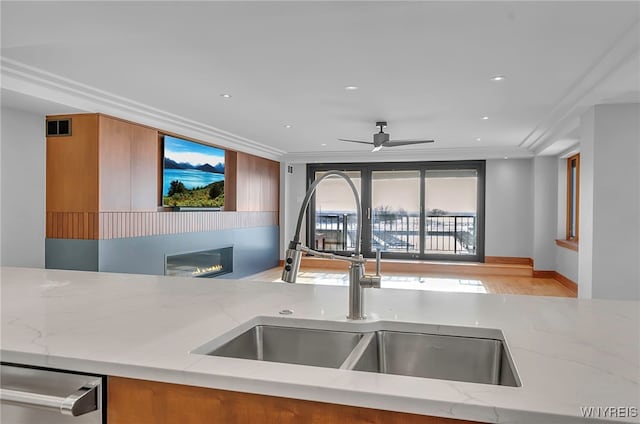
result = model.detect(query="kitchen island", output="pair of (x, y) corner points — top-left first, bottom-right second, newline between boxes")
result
(1, 267), (638, 423)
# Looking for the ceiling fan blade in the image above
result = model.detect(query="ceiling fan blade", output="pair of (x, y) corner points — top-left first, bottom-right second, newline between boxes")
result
(385, 139), (435, 147)
(338, 139), (374, 145)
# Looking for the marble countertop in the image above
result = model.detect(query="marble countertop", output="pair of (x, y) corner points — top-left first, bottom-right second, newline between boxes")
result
(1, 267), (638, 423)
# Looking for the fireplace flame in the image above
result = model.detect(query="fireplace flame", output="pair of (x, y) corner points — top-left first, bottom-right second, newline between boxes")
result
(192, 264), (223, 276)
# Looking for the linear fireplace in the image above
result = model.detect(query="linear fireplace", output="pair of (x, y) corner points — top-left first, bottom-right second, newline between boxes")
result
(165, 246), (233, 278)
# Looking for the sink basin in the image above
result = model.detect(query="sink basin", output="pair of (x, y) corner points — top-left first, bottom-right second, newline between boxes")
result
(192, 317), (520, 387)
(193, 324), (364, 369)
(349, 331), (520, 386)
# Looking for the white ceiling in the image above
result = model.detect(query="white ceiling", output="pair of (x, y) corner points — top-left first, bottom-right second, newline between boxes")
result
(1, 1), (639, 160)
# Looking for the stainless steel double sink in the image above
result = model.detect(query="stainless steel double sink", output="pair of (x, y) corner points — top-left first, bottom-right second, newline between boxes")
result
(191, 317), (520, 387)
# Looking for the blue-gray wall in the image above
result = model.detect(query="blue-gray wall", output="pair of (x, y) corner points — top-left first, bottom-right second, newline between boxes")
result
(46, 226), (279, 279)
(45, 239), (99, 271)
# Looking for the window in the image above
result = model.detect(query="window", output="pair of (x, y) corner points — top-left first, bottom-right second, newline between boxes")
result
(307, 161), (485, 262)
(566, 153), (580, 241)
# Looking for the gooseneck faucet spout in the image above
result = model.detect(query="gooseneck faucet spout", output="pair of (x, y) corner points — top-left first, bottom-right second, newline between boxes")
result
(282, 171), (381, 320)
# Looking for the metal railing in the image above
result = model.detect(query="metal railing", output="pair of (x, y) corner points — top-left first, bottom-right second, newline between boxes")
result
(314, 211), (476, 255)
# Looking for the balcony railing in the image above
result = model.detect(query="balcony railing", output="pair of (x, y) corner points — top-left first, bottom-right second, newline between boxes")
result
(314, 212), (476, 255)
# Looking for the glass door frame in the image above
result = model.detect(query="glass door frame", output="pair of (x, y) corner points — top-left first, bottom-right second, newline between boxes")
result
(307, 160), (485, 262)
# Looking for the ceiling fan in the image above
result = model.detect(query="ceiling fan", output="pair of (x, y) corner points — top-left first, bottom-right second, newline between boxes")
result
(338, 121), (435, 152)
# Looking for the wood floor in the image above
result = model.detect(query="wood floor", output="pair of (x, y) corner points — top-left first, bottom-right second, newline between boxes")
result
(246, 266), (577, 298)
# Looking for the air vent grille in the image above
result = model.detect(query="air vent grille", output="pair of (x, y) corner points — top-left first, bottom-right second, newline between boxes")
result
(46, 119), (72, 136)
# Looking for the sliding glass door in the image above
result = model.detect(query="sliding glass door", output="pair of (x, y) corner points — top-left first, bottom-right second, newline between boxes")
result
(424, 169), (479, 257)
(311, 170), (361, 253)
(371, 170), (421, 255)
(307, 161), (484, 262)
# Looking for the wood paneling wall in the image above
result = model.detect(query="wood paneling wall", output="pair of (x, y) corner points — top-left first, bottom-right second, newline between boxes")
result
(99, 211), (277, 239)
(46, 212), (99, 239)
(45, 211), (277, 240)
(46, 114), (99, 213)
(235, 152), (279, 212)
(99, 115), (158, 212)
(46, 113), (280, 240)
(108, 377), (481, 424)
(224, 150), (238, 211)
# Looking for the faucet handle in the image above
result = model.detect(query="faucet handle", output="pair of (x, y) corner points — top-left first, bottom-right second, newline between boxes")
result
(361, 250), (382, 288)
(360, 274), (381, 289)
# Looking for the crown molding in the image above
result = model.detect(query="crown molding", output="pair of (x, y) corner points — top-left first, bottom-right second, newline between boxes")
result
(0, 57), (286, 160)
(519, 20), (640, 152)
(284, 145), (534, 164)
(531, 115), (580, 156)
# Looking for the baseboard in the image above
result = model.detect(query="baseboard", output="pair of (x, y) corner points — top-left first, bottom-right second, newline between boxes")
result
(282, 256), (532, 277)
(485, 256), (533, 266)
(532, 270), (556, 278)
(553, 271), (578, 294)
(285, 256), (535, 267)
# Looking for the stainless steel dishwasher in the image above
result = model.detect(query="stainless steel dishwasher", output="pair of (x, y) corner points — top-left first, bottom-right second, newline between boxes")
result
(0, 363), (105, 423)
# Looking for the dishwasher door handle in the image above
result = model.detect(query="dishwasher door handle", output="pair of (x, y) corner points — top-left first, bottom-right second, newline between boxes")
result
(0, 379), (100, 417)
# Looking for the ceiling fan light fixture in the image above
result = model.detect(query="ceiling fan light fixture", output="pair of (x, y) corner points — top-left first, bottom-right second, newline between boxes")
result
(339, 121), (435, 151)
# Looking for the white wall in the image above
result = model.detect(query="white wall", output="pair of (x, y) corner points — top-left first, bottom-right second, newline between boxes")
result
(485, 159), (533, 258)
(532, 156), (558, 270)
(581, 104), (640, 300)
(556, 246), (579, 282)
(578, 108), (595, 298)
(1, 107), (46, 267)
(280, 162), (308, 258)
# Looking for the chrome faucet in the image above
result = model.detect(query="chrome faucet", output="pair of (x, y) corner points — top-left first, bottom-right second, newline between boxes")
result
(282, 170), (382, 320)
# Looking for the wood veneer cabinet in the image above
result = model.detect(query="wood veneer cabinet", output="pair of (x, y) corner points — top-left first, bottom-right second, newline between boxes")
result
(46, 114), (159, 239)
(108, 376), (482, 424)
(47, 114), (158, 213)
(98, 115), (158, 212)
(224, 150), (280, 212)
(46, 113), (100, 214)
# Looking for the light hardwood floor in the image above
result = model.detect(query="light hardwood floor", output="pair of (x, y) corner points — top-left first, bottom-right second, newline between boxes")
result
(245, 267), (577, 298)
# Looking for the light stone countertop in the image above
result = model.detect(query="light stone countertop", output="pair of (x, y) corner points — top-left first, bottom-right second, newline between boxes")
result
(1, 267), (638, 423)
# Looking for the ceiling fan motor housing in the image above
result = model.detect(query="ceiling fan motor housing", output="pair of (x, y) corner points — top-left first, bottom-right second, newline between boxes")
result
(374, 132), (390, 145)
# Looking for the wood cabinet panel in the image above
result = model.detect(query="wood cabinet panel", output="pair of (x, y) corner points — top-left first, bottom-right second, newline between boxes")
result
(130, 123), (159, 211)
(46, 212), (98, 239)
(98, 115), (159, 211)
(98, 116), (131, 211)
(224, 150), (238, 211)
(46, 114), (99, 212)
(108, 376), (481, 424)
(235, 152), (280, 212)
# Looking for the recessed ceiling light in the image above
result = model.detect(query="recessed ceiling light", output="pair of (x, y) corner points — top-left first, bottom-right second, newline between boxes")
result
(220, 93), (232, 98)
(504, 156), (509, 159)
(344, 86), (359, 91)
(490, 75), (506, 81)
(476, 138), (481, 142)
(482, 116), (489, 120)
(321, 143), (327, 146)
(284, 124), (292, 129)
